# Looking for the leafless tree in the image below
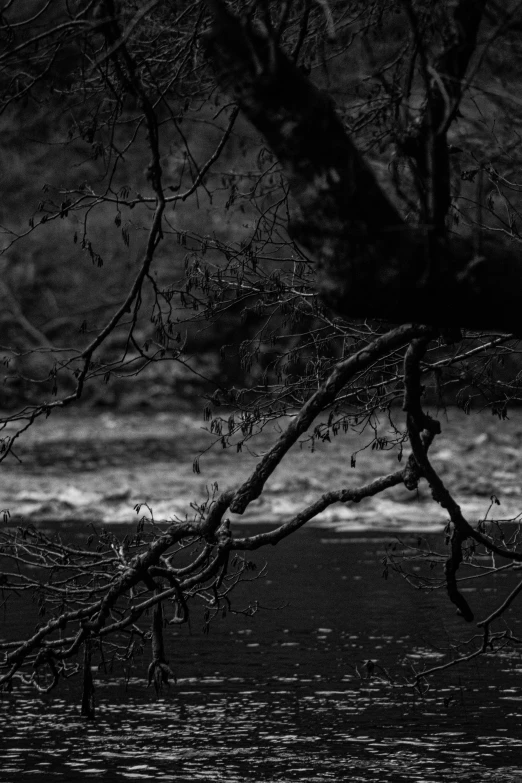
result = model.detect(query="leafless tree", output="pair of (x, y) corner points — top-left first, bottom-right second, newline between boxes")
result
(2, 0), (522, 715)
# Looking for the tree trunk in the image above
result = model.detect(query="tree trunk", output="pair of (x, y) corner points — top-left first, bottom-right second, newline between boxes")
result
(205, 2), (521, 336)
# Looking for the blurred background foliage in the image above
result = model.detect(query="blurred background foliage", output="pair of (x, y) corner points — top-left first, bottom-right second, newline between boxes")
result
(1, 0), (522, 423)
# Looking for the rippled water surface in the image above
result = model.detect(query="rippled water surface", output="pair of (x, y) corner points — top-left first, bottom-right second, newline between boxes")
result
(3, 683), (522, 781)
(3, 529), (522, 781)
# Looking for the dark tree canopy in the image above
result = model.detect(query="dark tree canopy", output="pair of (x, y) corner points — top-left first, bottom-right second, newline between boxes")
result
(206, 0), (522, 335)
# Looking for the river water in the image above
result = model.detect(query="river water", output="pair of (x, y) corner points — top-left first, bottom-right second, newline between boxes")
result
(2, 527), (522, 781)
(2, 412), (522, 780)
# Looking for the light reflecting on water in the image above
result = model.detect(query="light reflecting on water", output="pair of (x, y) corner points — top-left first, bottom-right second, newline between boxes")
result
(3, 529), (522, 780)
(3, 677), (522, 781)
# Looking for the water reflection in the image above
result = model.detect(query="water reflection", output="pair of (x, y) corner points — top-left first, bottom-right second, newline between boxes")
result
(3, 680), (522, 781)
(3, 530), (522, 781)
